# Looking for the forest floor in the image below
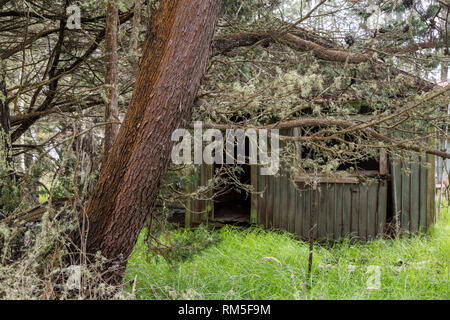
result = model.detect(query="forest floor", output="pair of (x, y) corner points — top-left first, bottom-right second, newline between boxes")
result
(125, 203), (449, 300)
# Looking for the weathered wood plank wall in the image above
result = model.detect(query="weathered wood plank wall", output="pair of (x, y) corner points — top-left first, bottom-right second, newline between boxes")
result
(255, 171), (388, 240)
(391, 154), (433, 234)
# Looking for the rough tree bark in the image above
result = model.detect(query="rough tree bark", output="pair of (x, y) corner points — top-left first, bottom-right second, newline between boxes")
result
(82, 0), (222, 282)
(0, 63), (11, 165)
(103, 0), (120, 158)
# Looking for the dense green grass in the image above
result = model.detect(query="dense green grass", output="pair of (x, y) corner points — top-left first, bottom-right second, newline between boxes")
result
(125, 205), (449, 300)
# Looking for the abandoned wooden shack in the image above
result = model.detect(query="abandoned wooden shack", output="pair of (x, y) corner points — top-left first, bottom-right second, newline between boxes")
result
(180, 126), (436, 241)
(169, 46), (442, 242)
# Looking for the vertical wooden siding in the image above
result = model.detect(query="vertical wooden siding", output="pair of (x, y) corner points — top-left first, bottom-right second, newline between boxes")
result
(391, 154), (432, 234)
(188, 161), (431, 239)
(255, 172), (388, 241)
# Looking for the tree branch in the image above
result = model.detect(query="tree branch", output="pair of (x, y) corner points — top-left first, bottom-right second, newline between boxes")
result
(200, 118), (450, 159)
(213, 31), (438, 63)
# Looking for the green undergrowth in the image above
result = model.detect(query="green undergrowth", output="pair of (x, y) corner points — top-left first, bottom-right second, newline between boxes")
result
(125, 205), (449, 300)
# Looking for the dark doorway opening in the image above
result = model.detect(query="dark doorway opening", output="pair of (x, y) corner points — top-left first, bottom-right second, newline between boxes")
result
(213, 137), (252, 223)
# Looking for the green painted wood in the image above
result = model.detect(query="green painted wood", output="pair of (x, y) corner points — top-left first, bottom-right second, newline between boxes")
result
(419, 155), (428, 233)
(274, 128), (289, 231)
(318, 185), (328, 240)
(341, 186), (351, 237)
(327, 184), (336, 240)
(288, 179), (296, 234)
(303, 186), (311, 238)
(295, 184), (303, 236)
(410, 156), (420, 233)
(426, 128), (436, 230)
(367, 183), (377, 239)
(401, 162), (411, 233)
(273, 174), (281, 228)
(250, 165), (258, 224)
(351, 185), (359, 237)
(377, 181), (387, 236)
(392, 161), (402, 234)
(280, 173), (288, 230)
(311, 189), (319, 240)
(359, 184), (368, 240)
(266, 175), (274, 229)
(334, 184), (343, 240)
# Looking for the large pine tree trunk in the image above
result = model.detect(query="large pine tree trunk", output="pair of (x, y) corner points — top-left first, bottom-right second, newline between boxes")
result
(82, 0), (222, 281)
